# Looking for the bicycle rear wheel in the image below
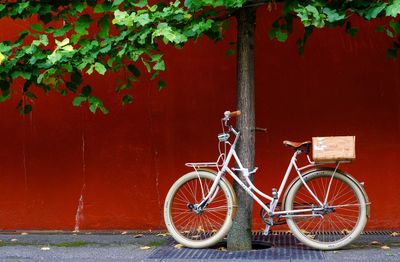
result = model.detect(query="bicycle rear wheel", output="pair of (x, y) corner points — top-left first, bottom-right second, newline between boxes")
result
(164, 171), (236, 248)
(285, 169), (367, 250)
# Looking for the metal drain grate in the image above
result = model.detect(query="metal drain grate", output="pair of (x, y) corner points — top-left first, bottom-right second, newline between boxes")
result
(149, 232), (324, 260)
(356, 230), (400, 245)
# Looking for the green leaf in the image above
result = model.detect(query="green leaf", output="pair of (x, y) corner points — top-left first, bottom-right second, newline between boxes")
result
(153, 60), (165, 71)
(387, 29), (394, 38)
(17, 2), (29, 14)
(71, 71), (83, 85)
(323, 8), (345, 23)
(107, 57), (115, 67)
(158, 79), (166, 91)
(141, 58), (151, 72)
(276, 31), (288, 42)
(376, 25), (385, 33)
(55, 38), (70, 47)
(81, 85), (92, 97)
(113, 0), (124, 7)
(11, 71), (31, 80)
(225, 49), (235, 57)
(72, 96), (87, 106)
(25, 92), (37, 100)
(122, 94), (133, 105)
(389, 20), (400, 35)
(75, 14), (93, 36)
(73, 0), (86, 12)
(21, 104), (32, 115)
(0, 51), (6, 64)
(386, 0), (400, 17)
(30, 23), (44, 32)
(16, 30), (29, 44)
(127, 64), (141, 77)
(98, 15), (110, 39)
(93, 4), (105, 13)
(387, 48), (398, 58)
(133, 0), (148, 8)
(88, 96), (108, 114)
(365, 3), (387, 20)
(0, 93), (10, 102)
(346, 22), (358, 38)
(135, 13), (151, 26)
(94, 62), (107, 75)
(53, 24), (72, 37)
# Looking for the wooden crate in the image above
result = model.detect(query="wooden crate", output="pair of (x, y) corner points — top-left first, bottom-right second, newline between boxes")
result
(312, 136), (356, 162)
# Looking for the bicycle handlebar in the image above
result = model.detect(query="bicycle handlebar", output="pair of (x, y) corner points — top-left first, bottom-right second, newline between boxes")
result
(224, 110), (241, 119)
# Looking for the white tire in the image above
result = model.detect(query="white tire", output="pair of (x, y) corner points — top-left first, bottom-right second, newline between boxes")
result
(164, 171), (235, 248)
(285, 169), (367, 250)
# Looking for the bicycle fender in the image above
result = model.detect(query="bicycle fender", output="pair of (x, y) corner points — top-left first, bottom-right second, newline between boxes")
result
(281, 167), (371, 218)
(196, 168), (238, 219)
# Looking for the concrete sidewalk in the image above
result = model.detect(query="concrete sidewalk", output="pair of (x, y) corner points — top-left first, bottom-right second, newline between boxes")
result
(0, 231), (399, 261)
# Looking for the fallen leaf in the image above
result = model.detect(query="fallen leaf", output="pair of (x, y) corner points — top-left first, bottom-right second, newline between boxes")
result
(21, 232), (28, 235)
(156, 233), (168, 237)
(197, 226), (205, 234)
(341, 229), (351, 234)
(370, 241), (381, 245)
(174, 244), (184, 249)
(85, 232), (92, 235)
(386, 252), (395, 256)
(10, 239), (18, 242)
(217, 247), (227, 251)
(121, 231), (128, 235)
(140, 246), (151, 250)
(133, 234), (143, 238)
(381, 245), (391, 250)
(390, 232), (400, 237)
(41, 247), (50, 251)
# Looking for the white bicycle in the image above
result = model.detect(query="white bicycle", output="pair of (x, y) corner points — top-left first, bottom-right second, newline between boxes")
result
(164, 111), (370, 250)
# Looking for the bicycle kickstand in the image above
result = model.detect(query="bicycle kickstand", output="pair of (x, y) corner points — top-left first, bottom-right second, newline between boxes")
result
(263, 217), (273, 236)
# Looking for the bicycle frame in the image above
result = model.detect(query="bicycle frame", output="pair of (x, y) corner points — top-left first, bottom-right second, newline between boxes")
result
(186, 124), (343, 220)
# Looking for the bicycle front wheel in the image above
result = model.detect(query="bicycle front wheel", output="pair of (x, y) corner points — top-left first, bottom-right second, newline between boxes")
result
(164, 171), (236, 248)
(285, 169), (367, 250)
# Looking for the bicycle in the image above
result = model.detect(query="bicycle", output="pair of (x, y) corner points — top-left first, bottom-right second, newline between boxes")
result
(164, 110), (370, 250)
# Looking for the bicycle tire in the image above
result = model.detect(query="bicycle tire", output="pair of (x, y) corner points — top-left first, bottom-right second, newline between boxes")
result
(285, 169), (367, 250)
(164, 171), (235, 248)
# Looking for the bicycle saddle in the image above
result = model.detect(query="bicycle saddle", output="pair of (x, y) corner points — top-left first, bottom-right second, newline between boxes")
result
(283, 140), (311, 153)
(283, 140), (311, 148)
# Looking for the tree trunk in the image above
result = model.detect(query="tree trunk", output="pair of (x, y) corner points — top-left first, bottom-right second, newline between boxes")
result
(227, 6), (256, 250)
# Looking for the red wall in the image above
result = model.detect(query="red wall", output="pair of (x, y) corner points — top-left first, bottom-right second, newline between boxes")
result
(0, 8), (399, 231)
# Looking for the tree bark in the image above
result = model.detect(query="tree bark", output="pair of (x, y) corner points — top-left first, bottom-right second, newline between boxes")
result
(227, 6), (256, 250)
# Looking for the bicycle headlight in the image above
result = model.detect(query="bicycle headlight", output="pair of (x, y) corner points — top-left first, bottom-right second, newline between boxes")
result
(218, 133), (230, 142)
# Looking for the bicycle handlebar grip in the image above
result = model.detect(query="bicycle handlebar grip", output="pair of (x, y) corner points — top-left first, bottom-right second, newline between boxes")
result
(229, 111), (241, 118)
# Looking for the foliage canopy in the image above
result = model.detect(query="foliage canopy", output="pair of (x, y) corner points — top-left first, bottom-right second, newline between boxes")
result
(0, 0), (399, 114)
